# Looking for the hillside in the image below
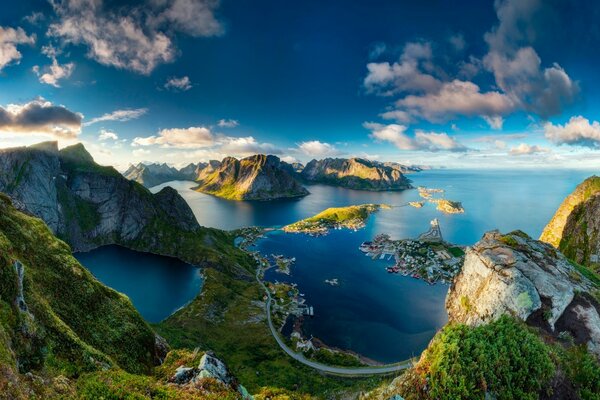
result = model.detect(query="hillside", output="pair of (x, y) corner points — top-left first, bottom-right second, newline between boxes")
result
(193, 154), (309, 200)
(300, 158), (412, 191)
(540, 176), (600, 269)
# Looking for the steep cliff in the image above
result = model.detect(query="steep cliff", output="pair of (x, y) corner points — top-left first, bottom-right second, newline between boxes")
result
(300, 158), (412, 191)
(193, 154), (309, 200)
(540, 176), (600, 268)
(0, 142), (238, 267)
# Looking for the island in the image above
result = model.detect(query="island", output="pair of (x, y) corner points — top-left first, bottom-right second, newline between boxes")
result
(283, 204), (390, 235)
(430, 199), (465, 214)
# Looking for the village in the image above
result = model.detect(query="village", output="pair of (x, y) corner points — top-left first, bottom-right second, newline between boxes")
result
(359, 219), (465, 284)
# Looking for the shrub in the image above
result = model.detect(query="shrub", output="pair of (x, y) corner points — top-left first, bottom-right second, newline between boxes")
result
(419, 316), (554, 400)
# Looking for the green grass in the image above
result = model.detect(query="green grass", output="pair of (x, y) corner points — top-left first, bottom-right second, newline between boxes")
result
(568, 259), (600, 287)
(448, 247), (465, 257)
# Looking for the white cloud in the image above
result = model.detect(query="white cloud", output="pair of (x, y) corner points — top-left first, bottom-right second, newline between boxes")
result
(133, 126), (215, 148)
(48, 0), (223, 75)
(544, 116), (600, 147)
(509, 143), (550, 156)
(33, 58), (75, 87)
(217, 119), (239, 128)
(365, 122), (468, 152)
(98, 129), (118, 141)
(132, 148), (151, 157)
(219, 136), (281, 155)
(448, 33), (466, 51)
(394, 80), (514, 124)
(0, 26), (35, 72)
(84, 108), (147, 126)
(0, 98), (82, 139)
(164, 76), (192, 91)
(297, 140), (340, 157)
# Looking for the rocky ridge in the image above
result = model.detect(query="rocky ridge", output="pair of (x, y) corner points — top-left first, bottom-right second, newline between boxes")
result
(300, 157), (413, 191)
(0, 142), (230, 265)
(123, 162), (201, 188)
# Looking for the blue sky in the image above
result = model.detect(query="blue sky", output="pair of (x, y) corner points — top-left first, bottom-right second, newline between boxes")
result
(1, 0), (600, 169)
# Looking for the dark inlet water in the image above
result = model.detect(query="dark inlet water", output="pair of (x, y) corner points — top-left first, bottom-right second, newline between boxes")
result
(74, 246), (203, 323)
(149, 169), (595, 362)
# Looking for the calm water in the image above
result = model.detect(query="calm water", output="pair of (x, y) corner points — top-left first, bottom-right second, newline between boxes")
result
(74, 246), (203, 323)
(150, 170), (595, 362)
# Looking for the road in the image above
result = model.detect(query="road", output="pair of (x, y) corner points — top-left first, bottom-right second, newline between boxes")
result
(255, 267), (414, 376)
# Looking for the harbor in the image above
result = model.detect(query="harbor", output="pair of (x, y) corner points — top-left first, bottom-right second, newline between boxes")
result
(360, 219), (465, 284)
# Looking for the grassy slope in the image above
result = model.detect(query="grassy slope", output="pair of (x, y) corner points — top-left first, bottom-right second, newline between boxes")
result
(0, 193), (158, 397)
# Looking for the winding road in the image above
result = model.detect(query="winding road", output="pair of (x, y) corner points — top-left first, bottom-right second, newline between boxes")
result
(255, 267), (414, 376)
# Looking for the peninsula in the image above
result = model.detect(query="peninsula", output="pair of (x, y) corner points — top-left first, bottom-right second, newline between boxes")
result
(283, 204), (390, 235)
(430, 198), (465, 214)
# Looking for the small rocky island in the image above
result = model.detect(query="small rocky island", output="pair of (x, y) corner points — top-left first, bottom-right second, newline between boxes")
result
(283, 204), (390, 235)
(430, 198), (465, 214)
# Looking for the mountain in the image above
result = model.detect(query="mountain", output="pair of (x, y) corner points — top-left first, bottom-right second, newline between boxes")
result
(364, 229), (600, 400)
(0, 194), (254, 399)
(123, 162), (200, 188)
(0, 142), (237, 266)
(540, 176), (600, 268)
(300, 157), (412, 191)
(193, 154), (309, 200)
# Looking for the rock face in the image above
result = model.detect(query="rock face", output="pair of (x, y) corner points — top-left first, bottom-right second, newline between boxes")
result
(193, 154), (309, 200)
(300, 157), (412, 191)
(0, 142), (203, 254)
(123, 162), (201, 187)
(540, 176), (600, 266)
(447, 230), (600, 356)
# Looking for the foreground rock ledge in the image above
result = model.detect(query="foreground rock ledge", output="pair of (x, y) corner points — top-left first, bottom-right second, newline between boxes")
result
(446, 230), (600, 357)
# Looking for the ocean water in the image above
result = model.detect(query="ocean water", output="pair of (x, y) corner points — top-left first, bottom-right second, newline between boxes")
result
(151, 169), (595, 361)
(74, 245), (203, 323)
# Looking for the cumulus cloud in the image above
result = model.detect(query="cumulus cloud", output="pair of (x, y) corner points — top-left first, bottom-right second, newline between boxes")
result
(98, 129), (118, 141)
(393, 80), (514, 125)
(217, 119), (239, 128)
(133, 126), (215, 148)
(544, 116), (600, 147)
(48, 0), (223, 75)
(365, 122), (468, 152)
(84, 108), (147, 126)
(482, 0), (578, 118)
(33, 59), (75, 87)
(509, 143), (550, 155)
(364, 0), (578, 127)
(364, 41), (441, 96)
(0, 26), (35, 72)
(164, 76), (192, 91)
(0, 99), (82, 138)
(297, 140), (340, 157)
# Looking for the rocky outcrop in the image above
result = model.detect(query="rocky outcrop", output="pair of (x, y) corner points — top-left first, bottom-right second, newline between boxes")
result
(193, 154), (309, 200)
(169, 352), (251, 398)
(0, 142), (211, 258)
(300, 157), (412, 191)
(123, 162), (201, 187)
(447, 230), (600, 356)
(540, 176), (600, 266)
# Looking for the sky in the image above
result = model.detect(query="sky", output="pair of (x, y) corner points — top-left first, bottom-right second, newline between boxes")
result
(2, 0), (600, 170)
